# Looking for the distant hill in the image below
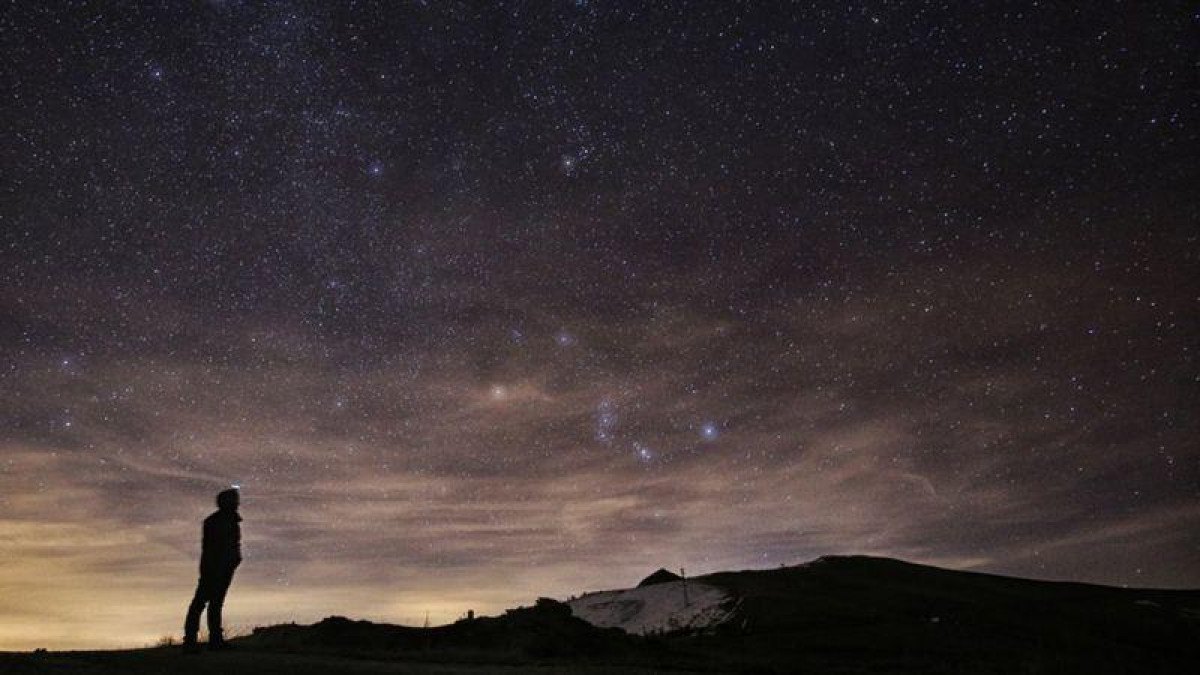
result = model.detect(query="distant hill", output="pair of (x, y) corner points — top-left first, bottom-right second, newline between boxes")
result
(3, 555), (1197, 673)
(636, 568), (682, 587)
(245, 555), (1200, 672)
(245, 598), (651, 663)
(680, 555), (1200, 673)
(568, 575), (733, 635)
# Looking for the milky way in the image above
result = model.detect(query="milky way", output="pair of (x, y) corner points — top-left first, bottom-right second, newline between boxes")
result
(1, 2), (1197, 649)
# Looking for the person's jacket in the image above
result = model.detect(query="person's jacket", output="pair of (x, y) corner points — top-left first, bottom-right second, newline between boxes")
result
(200, 508), (242, 573)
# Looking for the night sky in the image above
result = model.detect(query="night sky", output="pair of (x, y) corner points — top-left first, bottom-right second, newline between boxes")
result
(2, 1), (1197, 650)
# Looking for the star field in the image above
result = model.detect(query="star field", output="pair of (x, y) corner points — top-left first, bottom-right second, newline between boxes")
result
(1, 1), (1197, 649)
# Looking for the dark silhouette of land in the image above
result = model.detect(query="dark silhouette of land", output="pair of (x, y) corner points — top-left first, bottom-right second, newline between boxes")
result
(3, 556), (1198, 674)
(183, 488), (242, 651)
(635, 567), (681, 587)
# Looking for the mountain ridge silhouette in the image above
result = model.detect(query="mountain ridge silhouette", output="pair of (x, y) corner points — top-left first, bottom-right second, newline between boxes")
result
(4, 555), (1198, 673)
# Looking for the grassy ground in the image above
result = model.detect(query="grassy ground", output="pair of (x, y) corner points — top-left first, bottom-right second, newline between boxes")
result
(0, 648), (697, 675)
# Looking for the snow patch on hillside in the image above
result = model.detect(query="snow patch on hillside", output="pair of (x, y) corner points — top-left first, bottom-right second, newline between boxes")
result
(566, 580), (735, 635)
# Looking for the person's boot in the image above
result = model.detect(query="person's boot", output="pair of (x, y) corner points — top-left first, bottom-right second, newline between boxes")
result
(208, 628), (234, 651)
(182, 638), (202, 655)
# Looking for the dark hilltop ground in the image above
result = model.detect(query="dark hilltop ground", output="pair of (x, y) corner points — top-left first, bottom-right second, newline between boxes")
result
(3, 556), (1198, 674)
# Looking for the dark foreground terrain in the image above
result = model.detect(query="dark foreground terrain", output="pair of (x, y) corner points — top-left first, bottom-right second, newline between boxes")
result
(4, 556), (1198, 674)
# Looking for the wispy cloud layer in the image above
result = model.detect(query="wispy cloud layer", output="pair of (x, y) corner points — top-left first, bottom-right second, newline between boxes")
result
(2, 247), (1195, 650)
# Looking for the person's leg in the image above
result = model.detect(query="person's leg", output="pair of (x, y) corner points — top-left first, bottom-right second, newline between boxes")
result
(184, 576), (212, 645)
(206, 567), (236, 646)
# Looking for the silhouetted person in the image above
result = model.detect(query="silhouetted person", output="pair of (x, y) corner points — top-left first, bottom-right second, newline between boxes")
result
(183, 488), (242, 652)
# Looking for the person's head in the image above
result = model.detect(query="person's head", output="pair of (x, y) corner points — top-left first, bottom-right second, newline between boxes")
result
(216, 488), (239, 511)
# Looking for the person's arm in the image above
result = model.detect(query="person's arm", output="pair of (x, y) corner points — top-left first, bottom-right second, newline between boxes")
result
(233, 519), (242, 565)
(200, 518), (216, 569)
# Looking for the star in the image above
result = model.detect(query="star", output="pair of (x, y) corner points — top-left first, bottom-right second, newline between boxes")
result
(1, 1), (1195, 649)
(595, 399), (617, 444)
